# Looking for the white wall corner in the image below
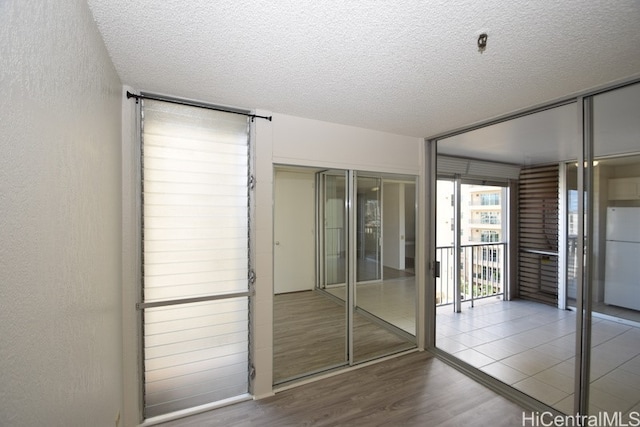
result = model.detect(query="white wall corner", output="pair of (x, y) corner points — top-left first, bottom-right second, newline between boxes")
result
(121, 84), (143, 426)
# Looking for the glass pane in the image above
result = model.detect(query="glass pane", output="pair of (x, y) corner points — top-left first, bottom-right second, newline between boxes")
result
(324, 174), (347, 286)
(353, 174), (416, 363)
(142, 99), (250, 418)
(143, 100), (250, 302)
(356, 176), (382, 282)
(273, 168), (347, 383)
(588, 82), (640, 418)
(460, 183), (506, 304)
(144, 298), (249, 418)
(436, 136), (577, 413)
(566, 166), (579, 309)
(435, 179), (455, 307)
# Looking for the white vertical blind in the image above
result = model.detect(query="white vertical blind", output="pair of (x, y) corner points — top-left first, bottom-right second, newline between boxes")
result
(141, 99), (250, 418)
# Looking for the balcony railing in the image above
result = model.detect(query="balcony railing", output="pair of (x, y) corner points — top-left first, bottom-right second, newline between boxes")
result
(436, 242), (506, 307)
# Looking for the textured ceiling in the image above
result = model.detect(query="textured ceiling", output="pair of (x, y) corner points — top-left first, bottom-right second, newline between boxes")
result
(88, 0), (640, 139)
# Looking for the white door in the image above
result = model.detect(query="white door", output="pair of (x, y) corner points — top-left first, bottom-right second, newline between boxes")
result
(274, 170), (315, 293)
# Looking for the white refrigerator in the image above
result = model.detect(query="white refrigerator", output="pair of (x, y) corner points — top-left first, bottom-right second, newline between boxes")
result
(604, 207), (640, 311)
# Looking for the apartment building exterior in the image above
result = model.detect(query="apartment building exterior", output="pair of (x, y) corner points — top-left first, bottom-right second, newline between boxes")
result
(436, 183), (506, 306)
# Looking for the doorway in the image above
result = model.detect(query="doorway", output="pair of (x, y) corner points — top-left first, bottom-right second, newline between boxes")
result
(435, 176), (509, 312)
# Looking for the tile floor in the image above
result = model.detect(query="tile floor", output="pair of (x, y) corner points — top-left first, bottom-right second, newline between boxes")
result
(326, 275), (640, 418)
(437, 298), (640, 417)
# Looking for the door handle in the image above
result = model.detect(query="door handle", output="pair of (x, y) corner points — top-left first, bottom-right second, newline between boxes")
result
(275, 241), (280, 246)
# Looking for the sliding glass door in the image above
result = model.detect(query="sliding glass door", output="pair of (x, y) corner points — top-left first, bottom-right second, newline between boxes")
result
(430, 79), (640, 418)
(585, 82), (640, 417)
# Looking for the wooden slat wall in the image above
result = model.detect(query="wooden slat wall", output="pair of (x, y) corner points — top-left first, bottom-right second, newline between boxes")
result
(517, 165), (559, 305)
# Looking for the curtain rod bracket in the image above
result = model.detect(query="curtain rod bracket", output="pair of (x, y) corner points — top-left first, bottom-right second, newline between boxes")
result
(126, 91), (140, 104)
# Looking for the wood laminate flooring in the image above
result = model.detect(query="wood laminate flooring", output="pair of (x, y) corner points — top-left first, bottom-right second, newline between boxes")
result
(158, 351), (527, 426)
(274, 290), (415, 382)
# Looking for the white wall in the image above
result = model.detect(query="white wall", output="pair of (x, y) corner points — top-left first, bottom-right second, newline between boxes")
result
(121, 85), (142, 426)
(383, 183), (404, 270)
(0, 1), (123, 425)
(272, 113), (421, 175)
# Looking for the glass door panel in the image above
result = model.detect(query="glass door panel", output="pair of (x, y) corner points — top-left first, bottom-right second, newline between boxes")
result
(588, 82), (640, 417)
(436, 124), (577, 413)
(353, 173), (416, 363)
(356, 176), (382, 283)
(435, 179), (456, 309)
(273, 167), (347, 384)
(321, 172), (348, 288)
(459, 182), (507, 307)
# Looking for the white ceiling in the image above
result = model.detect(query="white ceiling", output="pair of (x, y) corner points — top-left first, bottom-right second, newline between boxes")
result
(440, 81), (640, 165)
(88, 0), (640, 143)
(438, 103), (579, 165)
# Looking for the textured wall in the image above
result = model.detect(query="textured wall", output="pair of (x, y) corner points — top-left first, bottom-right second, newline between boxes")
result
(0, 1), (123, 425)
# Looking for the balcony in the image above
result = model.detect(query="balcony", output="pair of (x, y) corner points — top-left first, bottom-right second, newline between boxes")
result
(435, 242), (505, 307)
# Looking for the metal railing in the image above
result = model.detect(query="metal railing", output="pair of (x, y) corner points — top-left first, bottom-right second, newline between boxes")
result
(436, 242), (506, 307)
(567, 236), (578, 300)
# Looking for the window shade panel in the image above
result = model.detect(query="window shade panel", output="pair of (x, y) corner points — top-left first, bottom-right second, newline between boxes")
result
(144, 298), (249, 418)
(143, 99), (250, 303)
(141, 99), (250, 419)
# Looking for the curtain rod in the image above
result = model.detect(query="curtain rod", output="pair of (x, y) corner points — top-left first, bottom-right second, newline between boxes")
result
(126, 91), (272, 122)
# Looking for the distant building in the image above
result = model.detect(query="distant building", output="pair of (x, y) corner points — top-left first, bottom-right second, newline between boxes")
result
(436, 182), (505, 306)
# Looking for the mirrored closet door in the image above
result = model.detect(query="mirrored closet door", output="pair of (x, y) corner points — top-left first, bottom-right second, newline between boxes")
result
(273, 166), (417, 384)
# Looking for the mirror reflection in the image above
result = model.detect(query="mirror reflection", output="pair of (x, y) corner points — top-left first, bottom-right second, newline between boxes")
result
(434, 82), (640, 416)
(273, 167), (347, 383)
(273, 167), (417, 384)
(435, 103), (579, 413)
